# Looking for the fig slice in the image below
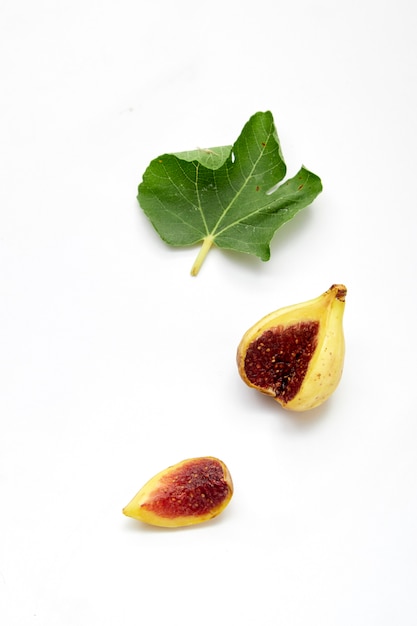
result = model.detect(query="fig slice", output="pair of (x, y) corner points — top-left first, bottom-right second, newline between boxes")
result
(123, 457), (233, 528)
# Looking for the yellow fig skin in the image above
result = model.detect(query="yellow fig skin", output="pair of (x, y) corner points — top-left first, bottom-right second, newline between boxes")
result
(237, 284), (347, 412)
(122, 457), (233, 528)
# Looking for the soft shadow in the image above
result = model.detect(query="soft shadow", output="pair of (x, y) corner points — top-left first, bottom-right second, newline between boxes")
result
(246, 388), (334, 432)
(268, 205), (317, 258)
(217, 204), (318, 275)
(221, 247), (265, 276)
(121, 510), (231, 534)
(279, 396), (334, 431)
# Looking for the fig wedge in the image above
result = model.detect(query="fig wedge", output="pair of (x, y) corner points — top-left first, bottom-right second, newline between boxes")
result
(123, 457), (233, 528)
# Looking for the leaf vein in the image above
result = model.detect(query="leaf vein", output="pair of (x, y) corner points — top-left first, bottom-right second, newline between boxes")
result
(209, 124), (274, 236)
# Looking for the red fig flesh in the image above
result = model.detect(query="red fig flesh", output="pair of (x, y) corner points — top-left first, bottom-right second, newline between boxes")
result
(123, 457), (233, 528)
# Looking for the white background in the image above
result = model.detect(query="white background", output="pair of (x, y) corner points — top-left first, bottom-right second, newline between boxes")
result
(1, 1), (416, 624)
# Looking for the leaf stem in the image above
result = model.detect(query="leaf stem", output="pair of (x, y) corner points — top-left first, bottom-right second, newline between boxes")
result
(190, 236), (214, 276)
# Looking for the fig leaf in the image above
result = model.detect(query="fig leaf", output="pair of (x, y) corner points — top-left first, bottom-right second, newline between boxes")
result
(137, 111), (322, 276)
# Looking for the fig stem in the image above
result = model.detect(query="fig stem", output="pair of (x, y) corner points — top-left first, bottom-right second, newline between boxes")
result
(190, 235), (214, 276)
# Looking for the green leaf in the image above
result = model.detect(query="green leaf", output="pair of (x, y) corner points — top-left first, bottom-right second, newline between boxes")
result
(172, 145), (232, 170)
(138, 111), (322, 275)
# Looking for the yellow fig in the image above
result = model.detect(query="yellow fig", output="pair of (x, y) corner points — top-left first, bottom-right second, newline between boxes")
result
(236, 284), (347, 412)
(123, 457), (233, 528)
